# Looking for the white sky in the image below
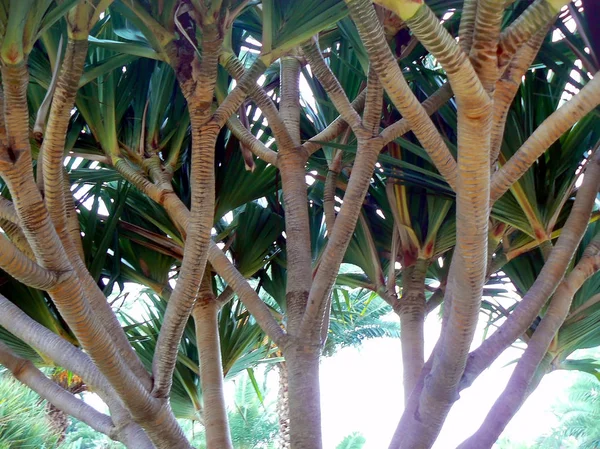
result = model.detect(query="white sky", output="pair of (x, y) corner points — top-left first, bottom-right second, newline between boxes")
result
(319, 310), (578, 449)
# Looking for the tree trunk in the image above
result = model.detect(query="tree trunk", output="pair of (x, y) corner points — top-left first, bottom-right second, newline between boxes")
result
(277, 361), (291, 449)
(192, 280), (233, 449)
(284, 345), (322, 449)
(398, 258), (428, 403)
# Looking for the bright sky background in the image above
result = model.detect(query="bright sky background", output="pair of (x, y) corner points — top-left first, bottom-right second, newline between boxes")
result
(318, 310), (579, 449)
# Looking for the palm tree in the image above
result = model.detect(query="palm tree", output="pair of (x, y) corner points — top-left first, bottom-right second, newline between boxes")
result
(537, 375), (600, 449)
(0, 1), (597, 449)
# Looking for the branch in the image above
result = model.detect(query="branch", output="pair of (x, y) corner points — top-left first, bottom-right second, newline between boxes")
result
(0, 195), (17, 222)
(302, 90), (366, 156)
(398, 258), (429, 404)
(42, 38), (88, 245)
(401, 4), (489, 109)
(469, 0), (504, 92)
(302, 39), (365, 134)
(458, 233), (600, 449)
(152, 24), (222, 398)
(222, 54), (296, 150)
(363, 66), (384, 136)
(226, 115), (278, 166)
(208, 242), (286, 345)
(458, 0), (478, 52)
(461, 150), (600, 389)
(489, 26), (549, 166)
(379, 83), (453, 147)
(277, 57), (313, 334)
(491, 74), (600, 203)
(213, 58), (267, 128)
(345, 0), (458, 191)
(497, 0), (566, 70)
(0, 341), (117, 439)
(0, 294), (156, 449)
(279, 55), (302, 145)
(301, 138), (383, 336)
(111, 157), (284, 345)
(0, 234), (58, 289)
(191, 274), (233, 449)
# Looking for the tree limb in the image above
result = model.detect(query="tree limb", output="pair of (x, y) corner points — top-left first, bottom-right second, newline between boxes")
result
(491, 74), (600, 204)
(0, 341), (118, 439)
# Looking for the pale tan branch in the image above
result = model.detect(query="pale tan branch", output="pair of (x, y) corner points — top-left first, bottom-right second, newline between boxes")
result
(491, 74), (600, 203)
(458, 233), (600, 449)
(458, 0), (478, 52)
(303, 40), (365, 133)
(301, 138), (383, 336)
(497, 0), (562, 71)
(345, 0), (457, 190)
(222, 55), (296, 150)
(303, 90), (367, 156)
(462, 150), (600, 389)
(192, 274), (233, 449)
(0, 234), (58, 289)
(469, 0), (504, 92)
(226, 115), (278, 166)
(379, 83), (453, 147)
(489, 27), (549, 166)
(0, 341), (117, 439)
(213, 59), (268, 128)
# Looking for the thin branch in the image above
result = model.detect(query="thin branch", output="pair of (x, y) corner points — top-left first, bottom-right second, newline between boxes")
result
(461, 150), (600, 390)
(208, 242), (286, 346)
(404, 5), (489, 109)
(0, 341), (117, 439)
(302, 90), (367, 156)
(111, 157), (285, 346)
(497, 0), (564, 71)
(191, 273), (233, 449)
(379, 83), (453, 147)
(489, 26), (549, 166)
(345, 0), (458, 191)
(226, 115), (278, 166)
(0, 234), (58, 289)
(302, 39), (365, 134)
(491, 74), (600, 204)
(301, 138), (383, 336)
(469, 0), (504, 92)
(213, 59), (268, 128)
(222, 55), (296, 150)
(458, 234), (600, 449)
(458, 0), (478, 52)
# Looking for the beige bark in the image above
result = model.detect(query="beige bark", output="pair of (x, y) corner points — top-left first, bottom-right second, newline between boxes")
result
(192, 273), (233, 449)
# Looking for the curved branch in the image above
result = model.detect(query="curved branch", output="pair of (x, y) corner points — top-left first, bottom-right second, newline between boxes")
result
(345, 0), (457, 190)
(0, 341), (117, 439)
(222, 55), (296, 150)
(491, 74), (600, 203)
(226, 115), (278, 166)
(303, 90), (366, 156)
(208, 241), (287, 346)
(303, 40), (365, 134)
(462, 150), (600, 389)
(497, 0), (565, 70)
(0, 234), (58, 289)
(458, 233), (600, 449)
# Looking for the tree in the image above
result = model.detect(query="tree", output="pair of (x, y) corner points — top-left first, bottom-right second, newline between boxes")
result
(0, 375), (59, 449)
(0, 1), (598, 449)
(536, 374), (600, 448)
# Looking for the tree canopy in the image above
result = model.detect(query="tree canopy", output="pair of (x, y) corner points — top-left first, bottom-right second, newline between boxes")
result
(0, 0), (598, 448)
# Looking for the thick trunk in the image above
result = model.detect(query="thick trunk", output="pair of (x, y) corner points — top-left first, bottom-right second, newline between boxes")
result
(285, 345), (322, 449)
(398, 259), (428, 403)
(277, 361), (291, 449)
(192, 277), (233, 449)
